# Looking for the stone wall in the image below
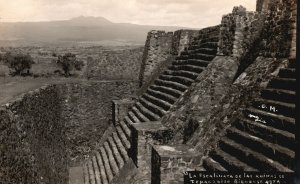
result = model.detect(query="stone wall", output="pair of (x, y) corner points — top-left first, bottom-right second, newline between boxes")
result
(0, 85), (68, 184)
(218, 6), (265, 58)
(138, 31), (174, 87)
(85, 47), (144, 80)
(171, 30), (199, 56)
(258, 0), (296, 58)
(256, 0), (271, 12)
(61, 80), (139, 164)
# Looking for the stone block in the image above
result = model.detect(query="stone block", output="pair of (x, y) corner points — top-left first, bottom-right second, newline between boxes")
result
(151, 144), (201, 184)
(130, 121), (173, 168)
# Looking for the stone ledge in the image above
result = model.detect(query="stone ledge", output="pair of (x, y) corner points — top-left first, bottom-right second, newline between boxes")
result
(152, 144), (200, 159)
(112, 98), (136, 105)
(131, 121), (171, 136)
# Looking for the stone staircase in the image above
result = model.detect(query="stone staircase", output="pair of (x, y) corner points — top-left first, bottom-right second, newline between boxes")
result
(203, 59), (296, 172)
(79, 26), (221, 184)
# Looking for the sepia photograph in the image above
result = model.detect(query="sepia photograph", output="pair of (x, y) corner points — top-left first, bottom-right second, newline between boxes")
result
(0, 0), (298, 183)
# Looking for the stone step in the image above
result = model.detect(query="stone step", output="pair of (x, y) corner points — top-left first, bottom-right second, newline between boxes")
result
(143, 93), (172, 111)
(87, 160), (96, 184)
(278, 68), (296, 79)
(104, 142), (119, 175)
(124, 116), (134, 128)
(235, 118), (295, 150)
(244, 108), (295, 134)
(116, 126), (131, 149)
(136, 102), (160, 121)
(210, 148), (258, 171)
(202, 157), (227, 171)
(193, 48), (217, 55)
(176, 54), (190, 60)
(99, 147), (114, 182)
(132, 106), (150, 122)
(180, 50), (189, 56)
(83, 163), (89, 184)
(268, 78), (296, 91)
(159, 74), (194, 86)
(261, 88), (295, 104)
(185, 45), (200, 51)
(192, 53), (215, 61)
(119, 120), (131, 138)
(226, 127), (294, 168)
(252, 98), (295, 118)
(198, 36), (219, 44)
(128, 111), (140, 123)
(94, 152), (107, 184)
(173, 59), (210, 67)
(154, 79), (188, 92)
(92, 156), (101, 184)
(108, 136), (125, 169)
(112, 132), (129, 161)
(140, 96), (166, 117)
(198, 41), (219, 49)
(219, 137), (293, 172)
(189, 40), (219, 50)
(289, 59), (295, 68)
(197, 28), (220, 39)
(147, 88), (177, 104)
(169, 64), (205, 73)
(95, 151), (109, 184)
(150, 85), (183, 98)
(164, 69), (198, 80)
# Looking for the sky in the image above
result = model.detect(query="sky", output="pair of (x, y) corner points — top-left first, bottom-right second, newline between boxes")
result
(0, 0), (257, 28)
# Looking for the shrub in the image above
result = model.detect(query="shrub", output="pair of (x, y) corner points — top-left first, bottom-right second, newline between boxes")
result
(2, 52), (34, 76)
(56, 53), (84, 77)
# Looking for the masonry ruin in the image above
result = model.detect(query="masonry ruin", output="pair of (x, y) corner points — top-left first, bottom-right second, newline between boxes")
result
(0, 0), (297, 183)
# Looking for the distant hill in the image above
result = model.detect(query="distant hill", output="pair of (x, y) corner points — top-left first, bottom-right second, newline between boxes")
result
(0, 16), (189, 46)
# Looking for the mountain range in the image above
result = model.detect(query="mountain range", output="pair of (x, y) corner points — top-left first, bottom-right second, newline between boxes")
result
(0, 16), (188, 46)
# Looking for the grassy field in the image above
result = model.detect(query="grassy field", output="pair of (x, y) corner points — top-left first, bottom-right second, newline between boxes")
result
(0, 44), (143, 78)
(0, 44), (144, 105)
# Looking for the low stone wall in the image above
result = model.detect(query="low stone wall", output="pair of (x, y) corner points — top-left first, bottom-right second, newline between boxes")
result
(0, 85), (68, 184)
(61, 80), (139, 164)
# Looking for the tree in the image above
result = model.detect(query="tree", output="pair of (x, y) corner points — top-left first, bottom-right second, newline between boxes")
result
(2, 52), (34, 76)
(56, 53), (84, 77)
